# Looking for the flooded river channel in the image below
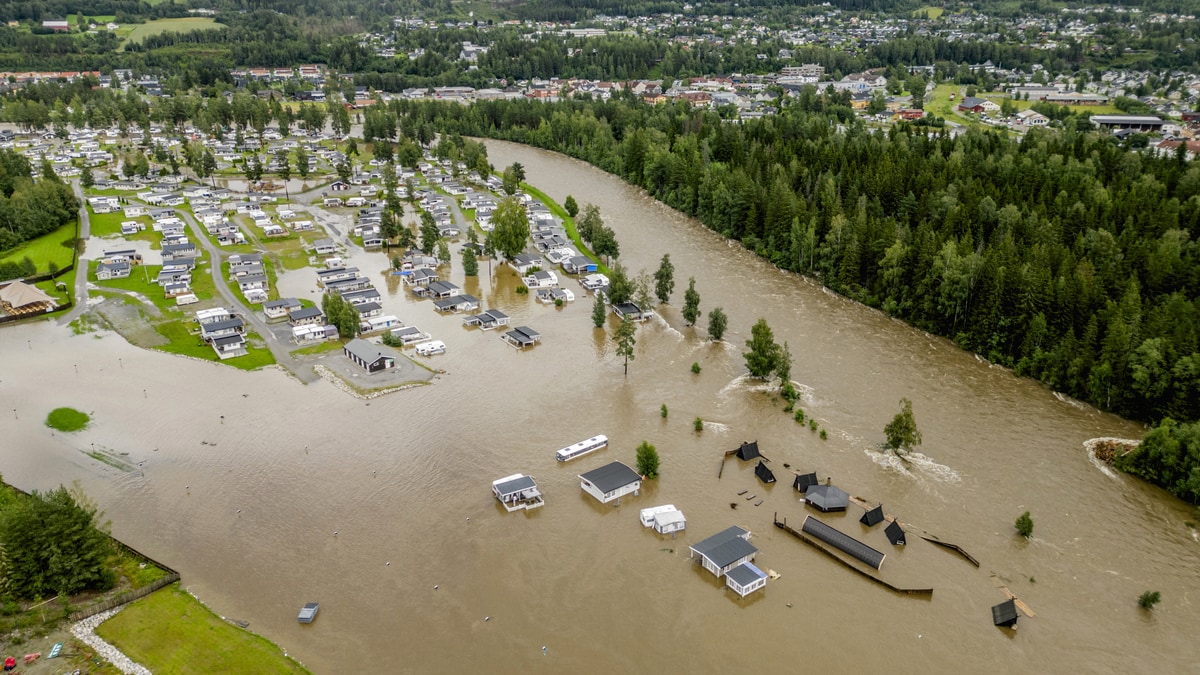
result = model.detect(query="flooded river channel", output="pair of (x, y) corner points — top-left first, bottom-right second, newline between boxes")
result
(2, 139), (1196, 673)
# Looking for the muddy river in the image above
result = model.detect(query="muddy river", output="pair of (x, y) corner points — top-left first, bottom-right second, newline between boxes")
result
(1, 140), (1195, 673)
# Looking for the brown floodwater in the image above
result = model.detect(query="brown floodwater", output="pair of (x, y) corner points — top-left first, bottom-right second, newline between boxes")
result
(2, 140), (1196, 674)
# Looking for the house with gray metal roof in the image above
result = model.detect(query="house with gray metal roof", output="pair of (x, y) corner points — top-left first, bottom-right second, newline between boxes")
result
(805, 484), (849, 512)
(725, 562), (768, 598)
(690, 526), (757, 578)
(578, 461), (642, 505)
(343, 338), (395, 373)
(492, 473), (544, 512)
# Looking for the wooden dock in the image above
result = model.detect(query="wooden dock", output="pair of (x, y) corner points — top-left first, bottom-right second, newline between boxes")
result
(773, 514), (933, 596)
(848, 495), (980, 567)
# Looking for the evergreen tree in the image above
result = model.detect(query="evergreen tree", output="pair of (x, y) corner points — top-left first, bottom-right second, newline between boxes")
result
(682, 277), (701, 326)
(462, 246), (478, 276)
(614, 314), (636, 375)
(564, 194), (579, 218)
(592, 292), (607, 328)
(0, 485), (113, 599)
(708, 307), (728, 341)
(419, 211), (440, 255)
(654, 253), (675, 304)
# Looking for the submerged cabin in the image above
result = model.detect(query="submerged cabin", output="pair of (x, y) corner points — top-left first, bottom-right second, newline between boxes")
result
(992, 599), (1018, 628)
(689, 526), (757, 578)
(885, 520), (906, 546)
(725, 562), (768, 598)
(793, 472), (819, 493)
(754, 460), (776, 484)
(578, 461), (642, 505)
(492, 474), (544, 512)
(801, 516), (886, 570)
(735, 440), (760, 461)
(805, 484), (849, 512)
(639, 504), (686, 535)
(860, 504), (885, 527)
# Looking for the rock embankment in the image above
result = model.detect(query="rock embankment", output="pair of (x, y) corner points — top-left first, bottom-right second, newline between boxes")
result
(70, 607), (152, 675)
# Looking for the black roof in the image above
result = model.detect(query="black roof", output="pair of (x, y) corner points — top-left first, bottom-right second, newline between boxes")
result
(754, 460), (775, 484)
(805, 484), (849, 512)
(579, 461), (641, 493)
(884, 520), (906, 546)
(991, 599), (1018, 627)
(860, 505), (885, 527)
(735, 440), (760, 461)
(725, 561), (766, 587)
(802, 516), (886, 570)
(793, 472), (819, 492)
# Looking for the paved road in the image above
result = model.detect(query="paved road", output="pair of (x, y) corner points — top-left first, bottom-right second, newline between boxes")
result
(58, 181), (92, 326)
(180, 210), (321, 383)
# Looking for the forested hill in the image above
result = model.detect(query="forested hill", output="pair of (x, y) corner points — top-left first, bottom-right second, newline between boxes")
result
(383, 94), (1200, 427)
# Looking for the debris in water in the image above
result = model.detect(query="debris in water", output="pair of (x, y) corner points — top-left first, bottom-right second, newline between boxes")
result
(737, 490), (748, 496)
(484, 616), (491, 622)
(730, 503), (738, 509)
(754, 500), (763, 507)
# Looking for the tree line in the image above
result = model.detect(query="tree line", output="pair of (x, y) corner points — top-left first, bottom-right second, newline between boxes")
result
(0, 149), (79, 265)
(367, 94), (1200, 497)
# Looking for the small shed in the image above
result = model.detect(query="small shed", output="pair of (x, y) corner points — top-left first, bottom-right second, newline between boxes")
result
(735, 441), (760, 461)
(652, 509), (687, 536)
(885, 520), (906, 546)
(578, 461), (642, 505)
(991, 599), (1018, 628)
(343, 338), (395, 373)
(860, 504), (885, 527)
(793, 472), (819, 493)
(725, 562), (768, 598)
(754, 460), (776, 484)
(805, 484), (849, 512)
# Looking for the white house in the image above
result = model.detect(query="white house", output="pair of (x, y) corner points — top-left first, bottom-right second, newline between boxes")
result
(492, 473), (545, 512)
(689, 526), (757, 578)
(639, 504), (686, 536)
(725, 562), (768, 598)
(522, 269), (558, 289)
(578, 461), (642, 505)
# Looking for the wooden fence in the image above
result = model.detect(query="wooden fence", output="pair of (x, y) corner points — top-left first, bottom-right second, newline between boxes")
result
(68, 573), (181, 622)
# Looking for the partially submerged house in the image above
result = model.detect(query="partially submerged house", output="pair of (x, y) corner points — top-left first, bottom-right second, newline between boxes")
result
(639, 504), (686, 536)
(805, 484), (849, 512)
(502, 325), (541, 349)
(793, 472), (819, 493)
(754, 460), (776, 484)
(860, 504), (885, 527)
(991, 599), (1018, 629)
(689, 526), (757, 578)
(801, 516), (885, 570)
(492, 474), (544, 512)
(884, 520), (906, 546)
(578, 461), (642, 505)
(725, 561), (768, 598)
(734, 441), (760, 461)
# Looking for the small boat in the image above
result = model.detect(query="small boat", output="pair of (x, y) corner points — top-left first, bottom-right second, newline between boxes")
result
(555, 435), (608, 462)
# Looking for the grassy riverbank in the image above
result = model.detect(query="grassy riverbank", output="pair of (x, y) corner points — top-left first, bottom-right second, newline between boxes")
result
(45, 407), (90, 432)
(95, 583), (311, 674)
(519, 183), (611, 276)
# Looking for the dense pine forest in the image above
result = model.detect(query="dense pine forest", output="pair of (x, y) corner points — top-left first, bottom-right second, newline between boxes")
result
(382, 95), (1200, 431)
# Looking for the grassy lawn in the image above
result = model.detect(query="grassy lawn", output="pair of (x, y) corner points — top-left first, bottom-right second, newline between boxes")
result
(927, 83), (975, 126)
(264, 233), (317, 272)
(979, 91), (1122, 116)
(151, 321), (277, 370)
(519, 183), (610, 275)
(89, 208), (155, 241)
(290, 339), (342, 356)
(46, 407), (90, 432)
(95, 583), (311, 675)
(0, 222), (77, 273)
(122, 18), (224, 46)
(913, 6), (944, 18)
(92, 261), (182, 315)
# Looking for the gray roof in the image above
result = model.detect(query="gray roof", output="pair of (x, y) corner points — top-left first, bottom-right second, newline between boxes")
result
(690, 526), (750, 559)
(725, 561), (767, 587)
(354, 302), (382, 315)
(263, 298), (300, 310)
(494, 475), (536, 497)
(691, 527), (758, 569)
(992, 599), (1018, 627)
(428, 280), (461, 295)
(805, 484), (849, 511)
(289, 306), (323, 320)
(885, 520), (906, 546)
(344, 338), (390, 364)
(801, 516), (885, 569)
(578, 461), (641, 493)
(860, 505), (885, 527)
(202, 317), (244, 333)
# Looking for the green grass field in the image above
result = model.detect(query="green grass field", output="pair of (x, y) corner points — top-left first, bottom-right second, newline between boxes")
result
(45, 407), (90, 432)
(122, 18), (224, 46)
(913, 6), (944, 18)
(95, 584), (311, 675)
(0, 222), (77, 274)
